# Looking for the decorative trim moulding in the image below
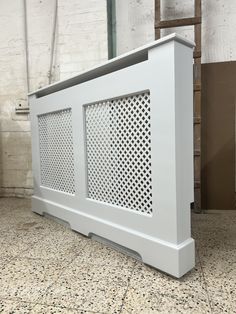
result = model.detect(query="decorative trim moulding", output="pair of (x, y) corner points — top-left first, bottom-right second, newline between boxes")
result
(29, 33), (195, 278)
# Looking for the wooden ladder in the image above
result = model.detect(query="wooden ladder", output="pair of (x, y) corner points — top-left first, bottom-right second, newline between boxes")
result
(155, 0), (202, 211)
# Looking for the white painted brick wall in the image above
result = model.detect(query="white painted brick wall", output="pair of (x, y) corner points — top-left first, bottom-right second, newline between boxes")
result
(0, 0), (31, 197)
(116, 0), (236, 64)
(116, 0), (154, 56)
(58, 0), (108, 80)
(27, 0), (56, 91)
(0, 0), (108, 197)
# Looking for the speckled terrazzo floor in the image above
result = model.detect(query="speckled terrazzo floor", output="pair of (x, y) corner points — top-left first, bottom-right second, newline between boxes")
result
(0, 198), (235, 314)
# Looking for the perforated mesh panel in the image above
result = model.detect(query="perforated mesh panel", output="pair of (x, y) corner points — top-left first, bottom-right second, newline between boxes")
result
(38, 109), (75, 194)
(85, 92), (153, 215)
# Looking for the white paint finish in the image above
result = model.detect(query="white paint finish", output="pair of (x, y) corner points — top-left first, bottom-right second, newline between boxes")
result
(0, 0), (108, 195)
(26, 0), (57, 91)
(57, 0), (108, 80)
(116, 0), (154, 56)
(29, 33), (194, 97)
(0, 0), (32, 194)
(174, 41), (194, 242)
(202, 0), (236, 63)
(0, 132), (32, 171)
(29, 35), (194, 277)
(116, 0), (236, 64)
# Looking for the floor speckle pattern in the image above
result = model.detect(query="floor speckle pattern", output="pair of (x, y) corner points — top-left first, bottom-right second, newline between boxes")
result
(0, 198), (235, 313)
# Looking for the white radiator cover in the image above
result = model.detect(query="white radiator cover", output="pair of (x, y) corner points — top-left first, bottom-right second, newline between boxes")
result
(29, 33), (195, 278)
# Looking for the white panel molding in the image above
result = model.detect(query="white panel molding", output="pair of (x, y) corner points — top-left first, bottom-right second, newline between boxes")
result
(29, 34), (195, 278)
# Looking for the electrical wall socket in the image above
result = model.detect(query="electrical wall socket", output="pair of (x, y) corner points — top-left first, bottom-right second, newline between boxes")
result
(15, 99), (29, 114)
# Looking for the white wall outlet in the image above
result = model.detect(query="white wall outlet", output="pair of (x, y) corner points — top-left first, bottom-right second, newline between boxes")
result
(15, 99), (30, 114)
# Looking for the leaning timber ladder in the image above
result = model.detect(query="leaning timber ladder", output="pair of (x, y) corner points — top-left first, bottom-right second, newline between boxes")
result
(155, 0), (202, 211)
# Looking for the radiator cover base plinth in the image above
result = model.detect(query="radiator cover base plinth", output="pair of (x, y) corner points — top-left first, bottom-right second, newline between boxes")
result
(32, 196), (195, 278)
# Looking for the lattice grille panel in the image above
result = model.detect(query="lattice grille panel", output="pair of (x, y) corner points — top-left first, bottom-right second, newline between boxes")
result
(38, 109), (75, 194)
(85, 92), (153, 214)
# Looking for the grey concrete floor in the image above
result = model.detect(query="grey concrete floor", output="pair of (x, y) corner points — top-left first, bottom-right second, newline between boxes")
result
(0, 198), (235, 314)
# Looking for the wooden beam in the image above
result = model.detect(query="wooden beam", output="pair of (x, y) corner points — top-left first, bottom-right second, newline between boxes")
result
(194, 0), (202, 210)
(155, 0), (160, 39)
(155, 17), (201, 29)
(193, 50), (201, 58)
(194, 1), (201, 54)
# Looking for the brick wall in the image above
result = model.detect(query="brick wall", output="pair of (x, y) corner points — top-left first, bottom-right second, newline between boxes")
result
(0, 0), (108, 197)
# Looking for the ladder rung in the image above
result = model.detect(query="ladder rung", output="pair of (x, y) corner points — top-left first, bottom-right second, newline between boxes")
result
(194, 181), (201, 188)
(194, 150), (201, 156)
(193, 50), (201, 58)
(194, 83), (201, 91)
(155, 17), (201, 29)
(194, 117), (201, 124)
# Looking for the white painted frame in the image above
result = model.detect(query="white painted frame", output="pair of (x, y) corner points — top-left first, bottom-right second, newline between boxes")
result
(29, 34), (195, 278)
